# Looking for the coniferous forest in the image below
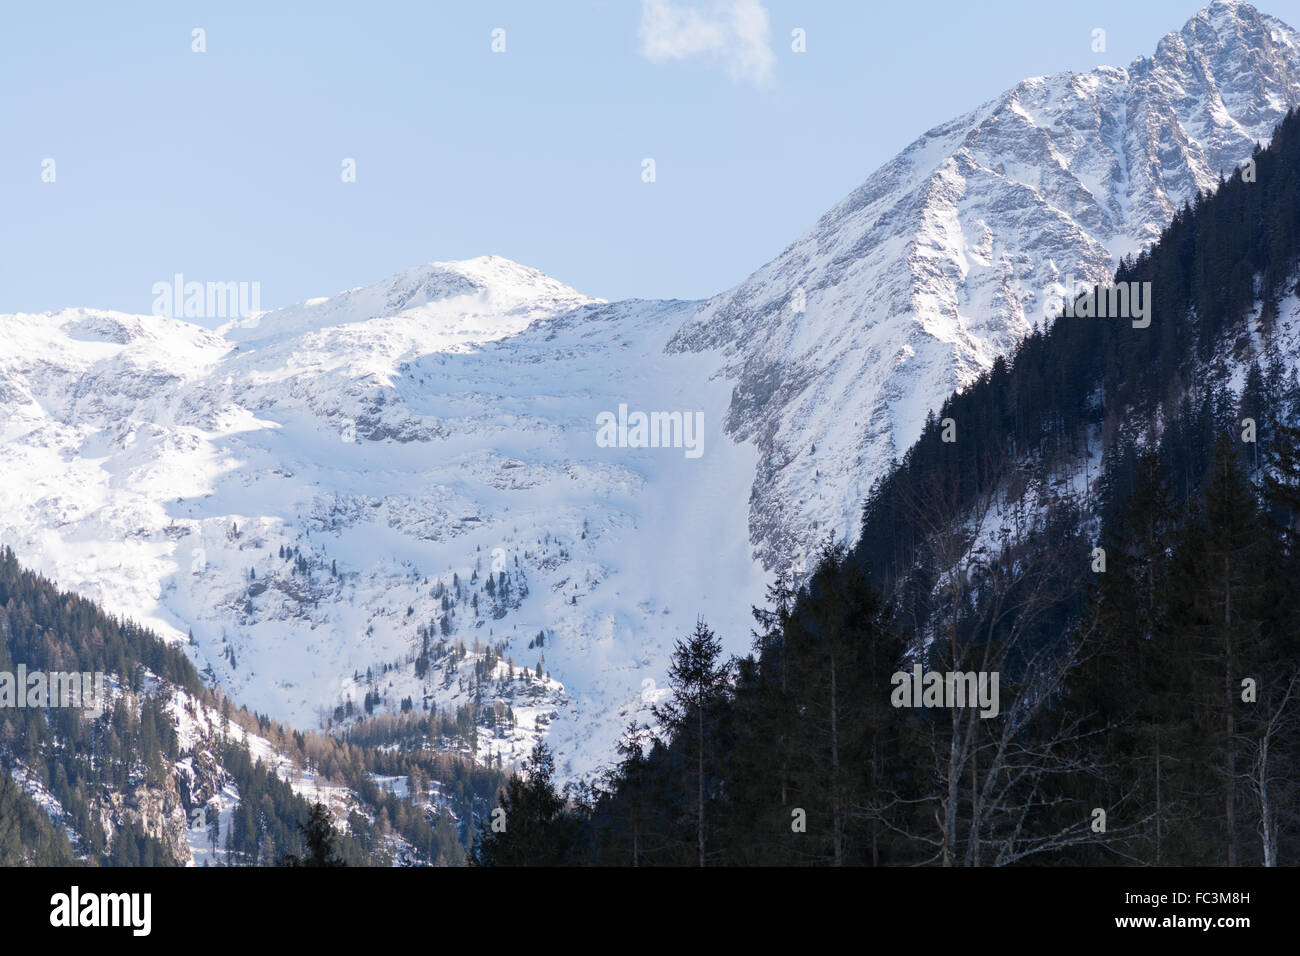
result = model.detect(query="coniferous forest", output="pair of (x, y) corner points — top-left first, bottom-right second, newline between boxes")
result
(0, 545), (506, 866)
(471, 108), (1300, 867)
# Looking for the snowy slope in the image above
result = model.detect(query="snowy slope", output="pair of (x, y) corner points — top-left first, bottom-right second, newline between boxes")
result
(0, 258), (766, 780)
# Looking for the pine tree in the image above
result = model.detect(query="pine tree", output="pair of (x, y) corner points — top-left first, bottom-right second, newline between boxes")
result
(470, 742), (572, 866)
(1074, 450), (1181, 864)
(652, 619), (730, 866)
(1167, 436), (1272, 865)
(276, 802), (345, 867)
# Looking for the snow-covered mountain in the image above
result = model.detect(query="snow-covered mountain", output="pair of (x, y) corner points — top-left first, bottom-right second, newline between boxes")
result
(0, 257), (766, 779)
(670, 0), (1300, 569)
(2, 1), (1298, 780)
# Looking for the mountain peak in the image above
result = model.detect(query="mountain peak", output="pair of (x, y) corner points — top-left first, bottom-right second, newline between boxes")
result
(400, 253), (585, 295)
(668, 0), (1300, 572)
(1160, 0), (1300, 61)
(220, 255), (599, 345)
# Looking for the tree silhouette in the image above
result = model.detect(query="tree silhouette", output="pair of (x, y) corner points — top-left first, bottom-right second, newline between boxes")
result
(276, 802), (345, 867)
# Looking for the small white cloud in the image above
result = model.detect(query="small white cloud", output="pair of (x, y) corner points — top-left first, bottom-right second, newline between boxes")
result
(638, 0), (775, 88)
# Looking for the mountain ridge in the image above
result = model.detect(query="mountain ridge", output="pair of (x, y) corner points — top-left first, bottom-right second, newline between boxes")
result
(669, 0), (1300, 569)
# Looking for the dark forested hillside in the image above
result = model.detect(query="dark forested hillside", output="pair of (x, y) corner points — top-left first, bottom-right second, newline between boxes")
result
(471, 108), (1300, 867)
(0, 545), (506, 865)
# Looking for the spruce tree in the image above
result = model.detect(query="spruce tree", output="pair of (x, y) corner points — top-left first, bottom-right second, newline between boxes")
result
(652, 620), (730, 866)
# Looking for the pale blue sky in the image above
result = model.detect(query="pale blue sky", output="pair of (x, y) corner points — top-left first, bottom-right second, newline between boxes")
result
(2, 0), (1294, 318)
